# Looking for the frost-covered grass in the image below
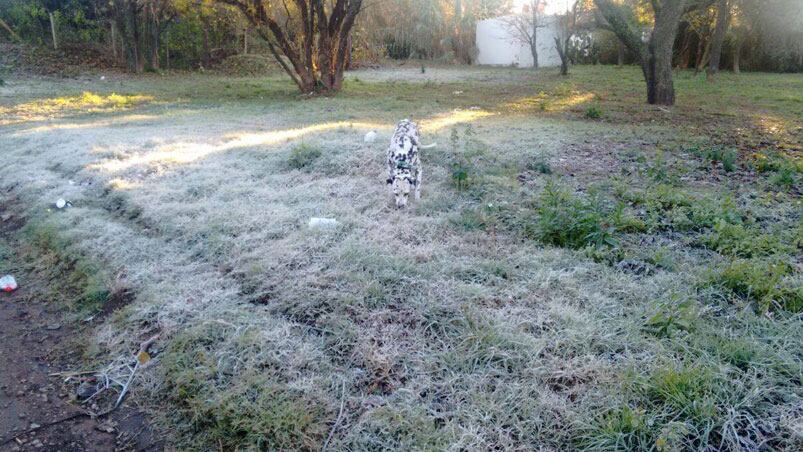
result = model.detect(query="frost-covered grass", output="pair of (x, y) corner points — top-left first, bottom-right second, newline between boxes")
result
(0, 65), (801, 450)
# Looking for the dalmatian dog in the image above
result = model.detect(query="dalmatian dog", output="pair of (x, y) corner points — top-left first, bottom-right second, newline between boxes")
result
(386, 119), (435, 208)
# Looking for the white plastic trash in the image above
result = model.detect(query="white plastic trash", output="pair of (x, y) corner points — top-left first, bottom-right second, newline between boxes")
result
(308, 217), (339, 229)
(1, 275), (18, 292)
(56, 198), (67, 209)
(364, 131), (377, 144)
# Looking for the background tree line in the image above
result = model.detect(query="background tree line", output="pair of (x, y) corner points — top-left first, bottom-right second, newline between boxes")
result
(0, 0), (799, 100)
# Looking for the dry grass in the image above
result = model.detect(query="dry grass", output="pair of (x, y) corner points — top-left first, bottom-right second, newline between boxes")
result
(0, 65), (801, 450)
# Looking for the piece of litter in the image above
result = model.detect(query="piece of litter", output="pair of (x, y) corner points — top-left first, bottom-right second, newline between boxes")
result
(1, 275), (17, 292)
(308, 217), (339, 229)
(100, 76), (106, 81)
(364, 131), (377, 144)
(453, 90), (463, 95)
(137, 351), (151, 364)
(55, 198), (71, 209)
(46, 323), (61, 330)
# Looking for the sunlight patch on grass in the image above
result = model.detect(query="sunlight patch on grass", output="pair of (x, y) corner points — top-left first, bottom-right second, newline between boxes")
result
(90, 109), (493, 174)
(13, 114), (162, 135)
(0, 92), (154, 125)
(504, 92), (596, 113)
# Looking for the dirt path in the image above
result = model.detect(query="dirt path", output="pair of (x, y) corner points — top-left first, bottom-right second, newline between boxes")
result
(0, 207), (161, 451)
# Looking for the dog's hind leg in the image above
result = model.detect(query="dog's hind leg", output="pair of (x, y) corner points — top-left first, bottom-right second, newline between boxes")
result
(387, 157), (395, 194)
(415, 166), (422, 200)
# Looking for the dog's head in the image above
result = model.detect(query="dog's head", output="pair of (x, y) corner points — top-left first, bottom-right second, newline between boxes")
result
(391, 170), (414, 208)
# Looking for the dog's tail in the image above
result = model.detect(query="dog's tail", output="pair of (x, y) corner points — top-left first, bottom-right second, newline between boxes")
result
(419, 143), (437, 149)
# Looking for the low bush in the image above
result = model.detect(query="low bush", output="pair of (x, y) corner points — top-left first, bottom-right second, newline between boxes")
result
(527, 182), (616, 249)
(700, 220), (788, 258)
(709, 258), (801, 312)
(287, 142), (322, 170)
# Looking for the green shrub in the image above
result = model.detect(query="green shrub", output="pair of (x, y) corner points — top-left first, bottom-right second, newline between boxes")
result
(721, 150), (738, 172)
(287, 142), (321, 169)
(585, 105), (602, 119)
(527, 182), (617, 249)
(643, 299), (697, 338)
(769, 164), (797, 189)
(640, 365), (717, 422)
(710, 258), (801, 312)
(701, 220), (788, 257)
(525, 159), (552, 174)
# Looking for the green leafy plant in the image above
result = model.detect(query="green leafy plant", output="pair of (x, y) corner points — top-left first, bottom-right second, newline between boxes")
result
(585, 104), (602, 119)
(287, 142), (321, 170)
(528, 182), (617, 249)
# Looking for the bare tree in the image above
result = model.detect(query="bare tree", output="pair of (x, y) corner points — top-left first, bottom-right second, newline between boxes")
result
(595, 0), (687, 105)
(706, 0), (730, 79)
(554, 0), (582, 76)
(219, 0), (363, 93)
(501, 0), (546, 69)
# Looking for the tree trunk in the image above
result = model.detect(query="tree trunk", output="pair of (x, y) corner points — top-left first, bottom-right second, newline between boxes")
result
(554, 36), (568, 75)
(243, 26), (248, 54)
(617, 41), (625, 66)
(111, 21), (118, 60)
(202, 24), (211, 68)
(732, 36), (740, 73)
(696, 40), (711, 74)
(706, 0), (730, 80)
(594, 0), (686, 105)
(148, 4), (160, 70)
(646, 2), (686, 105)
(165, 29), (170, 69)
(0, 17), (22, 42)
(531, 4), (539, 69)
(49, 11), (58, 50)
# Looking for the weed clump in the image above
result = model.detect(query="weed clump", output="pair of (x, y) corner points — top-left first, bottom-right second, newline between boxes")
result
(287, 142), (322, 170)
(585, 105), (602, 119)
(708, 258), (801, 312)
(700, 221), (788, 258)
(527, 182), (616, 249)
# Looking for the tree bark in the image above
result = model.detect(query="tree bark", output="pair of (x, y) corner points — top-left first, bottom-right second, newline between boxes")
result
(49, 11), (58, 50)
(111, 21), (118, 60)
(732, 35), (740, 73)
(706, 0), (730, 80)
(149, 3), (160, 70)
(595, 0), (686, 105)
(531, 2), (539, 69)
(617, 41), (625, 66)
(0, 17), (22, 42)
(555, 36), (569, 75)
(202, 23), (211, 68)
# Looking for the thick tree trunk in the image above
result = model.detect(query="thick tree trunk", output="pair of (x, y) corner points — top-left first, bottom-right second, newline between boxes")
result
(706, 0), (730, 80)
(554, 36), (569, 75)
(732, 36), (740, 73)
(646, 1), (686, 105)
(617, 41), (625, 66)
(696, 40), (711, 74)
(595, 0), (686, 105)
(49, 11), (58, 50)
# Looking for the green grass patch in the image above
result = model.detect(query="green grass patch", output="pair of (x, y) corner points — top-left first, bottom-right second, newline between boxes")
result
(287, 142), (322, 170)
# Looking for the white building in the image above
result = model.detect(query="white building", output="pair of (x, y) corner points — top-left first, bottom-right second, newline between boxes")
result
(475, 2), (568, 68)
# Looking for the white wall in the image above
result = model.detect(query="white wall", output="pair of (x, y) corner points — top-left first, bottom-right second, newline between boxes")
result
(475, 16), (562, 68)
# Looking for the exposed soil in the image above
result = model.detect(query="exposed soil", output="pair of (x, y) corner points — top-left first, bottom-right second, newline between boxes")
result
(0, 205), (160, 451)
